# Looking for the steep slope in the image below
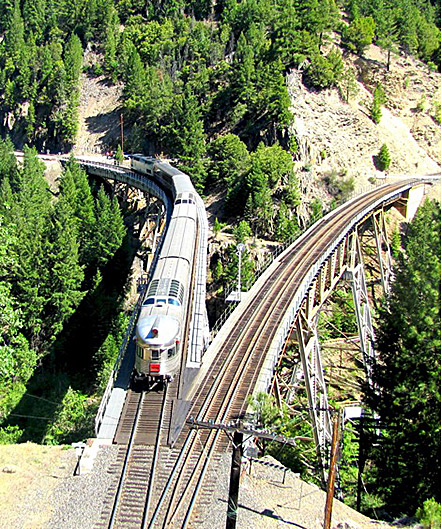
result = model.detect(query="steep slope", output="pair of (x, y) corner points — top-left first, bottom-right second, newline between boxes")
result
(289, 45), (440, 212)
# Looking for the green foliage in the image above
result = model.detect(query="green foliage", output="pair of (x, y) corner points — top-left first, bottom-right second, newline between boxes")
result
(0, 425), (23, 444)
(247, 392), (314, 476)
(433, 101), (441, 125)
(416, 498), (441, 529)
(43, 386), (89, 444)
(339, 426), (360, 507)
(365, 199), (441, 515)
(115, 144), (124, 162)
(339, 66), (359, 102)
(370, 84), (385, 125)
(318, 288), (358, 340)
(309, 197), (323, 224)
(0, 147), (128, 443)
(233, 220), (252, 244)
(342, 16), (376, 55)
(376, 143), (391, 171)
(304, 48), (344, 89)
(390, 228), (401, 259)
(323, 170), (355, 202)
(213, 217), (223, 236)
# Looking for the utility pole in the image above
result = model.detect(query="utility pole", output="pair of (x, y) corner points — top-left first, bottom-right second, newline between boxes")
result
(186, 419), (305, 529)
(226, 431), (243, 529)
(324, 411), (340, 529)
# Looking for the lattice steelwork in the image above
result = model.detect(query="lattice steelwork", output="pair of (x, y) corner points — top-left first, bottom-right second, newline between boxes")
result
(272, 212), (390, 484)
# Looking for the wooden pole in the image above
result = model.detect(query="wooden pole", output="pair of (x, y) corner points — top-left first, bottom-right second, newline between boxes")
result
(226, 431), (243, 529)
(324, 412), (340, 529)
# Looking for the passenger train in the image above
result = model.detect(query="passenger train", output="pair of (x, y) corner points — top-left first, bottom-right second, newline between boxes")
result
(130, 155), (199, 382)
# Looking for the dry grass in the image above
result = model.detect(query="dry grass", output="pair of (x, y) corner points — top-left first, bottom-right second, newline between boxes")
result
(0, 443), (74, 529)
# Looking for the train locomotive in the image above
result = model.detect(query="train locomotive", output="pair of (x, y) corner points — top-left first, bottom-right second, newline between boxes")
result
(130, 155), (198, 382)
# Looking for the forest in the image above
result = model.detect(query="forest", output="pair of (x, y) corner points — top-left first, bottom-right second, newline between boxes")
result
(0, 0), (440, 522)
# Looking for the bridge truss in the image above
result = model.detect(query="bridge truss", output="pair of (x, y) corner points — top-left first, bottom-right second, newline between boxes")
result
(270, 205), (402, 485)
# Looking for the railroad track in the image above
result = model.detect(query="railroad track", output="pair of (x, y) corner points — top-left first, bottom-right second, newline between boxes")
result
(95, 180), (430, 528)
(94, 382), (169, 529)
(142, 180), (426, 527)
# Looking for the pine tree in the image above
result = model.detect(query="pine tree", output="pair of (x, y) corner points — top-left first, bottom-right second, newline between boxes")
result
(377, 143), (391, 171)
(92, 187), (126, 269)
(365, 199), (441, 515)
(8, 147), (52, 347)
(370, 86), (383, 124)
(46, 193), (85, 338)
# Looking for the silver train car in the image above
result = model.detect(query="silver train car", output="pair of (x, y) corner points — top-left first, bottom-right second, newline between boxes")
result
(131, 155), (198, 381)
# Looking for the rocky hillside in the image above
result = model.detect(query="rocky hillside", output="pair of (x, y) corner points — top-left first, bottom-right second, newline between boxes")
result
(289, 45), (440, 214)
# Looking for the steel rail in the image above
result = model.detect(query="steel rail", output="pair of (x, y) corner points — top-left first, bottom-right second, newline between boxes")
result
(141, 382), (169, 529)
(164, 238), (316, 526)
(166, 179), (434, 526)
(108, 391), (145, 529)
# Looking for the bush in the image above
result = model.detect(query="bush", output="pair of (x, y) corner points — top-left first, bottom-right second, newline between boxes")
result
(304, 49), (344, 89)
(416, 498), (441, 529)
(0, 425), (23, 444)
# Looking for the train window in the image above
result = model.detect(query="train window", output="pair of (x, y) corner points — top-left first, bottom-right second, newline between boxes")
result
(143, 297), (155, 305)
(175, 199), (182, 205)
(168, 299), (180, 306)
(136, 346), (144, 359)
(182, 199), (188, 204)
(151, 350), (160, 360)
(156, 298), (166, 305)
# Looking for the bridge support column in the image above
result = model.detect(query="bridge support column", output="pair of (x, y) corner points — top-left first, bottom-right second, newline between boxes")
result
(344, 230), (376, 384)
(372, 209), (393, 295)
(295, 310), (332, 486)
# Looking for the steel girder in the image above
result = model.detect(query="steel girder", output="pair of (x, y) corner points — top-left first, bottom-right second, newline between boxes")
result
(343, 229), (376, 384)
(272, 218), (384, 482)
(371, 209), (394, 295)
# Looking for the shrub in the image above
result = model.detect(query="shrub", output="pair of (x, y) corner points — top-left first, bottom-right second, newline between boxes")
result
(416, 498), (441, 529)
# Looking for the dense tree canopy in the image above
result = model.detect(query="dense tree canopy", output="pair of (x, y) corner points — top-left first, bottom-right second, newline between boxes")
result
(0, 141), (126, 425)
(364, 199), (441, 515)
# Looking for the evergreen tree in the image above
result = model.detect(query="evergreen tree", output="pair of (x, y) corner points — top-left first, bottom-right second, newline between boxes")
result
(8, 147), (52, 347)
(365, 199), (441, 515)
(0, 217), (35, 391)
(370, 84), (384, 124)
(61, 158), (96, 268)
(377, 143), (391, 170)
(46, 193), (85, 338)
(342, 16), (376, 55)
(173, 88), (208, 191)
(92, 186), (126, 269)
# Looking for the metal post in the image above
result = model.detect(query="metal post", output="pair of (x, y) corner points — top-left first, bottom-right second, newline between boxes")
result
(72, 442), (86, 476)
(236, 244), (245, 301)
(120, 113), (124, 155)
(226, 431), (243, 529)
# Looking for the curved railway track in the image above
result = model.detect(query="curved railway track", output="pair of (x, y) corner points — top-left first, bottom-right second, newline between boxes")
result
(95, 179), (431, 528)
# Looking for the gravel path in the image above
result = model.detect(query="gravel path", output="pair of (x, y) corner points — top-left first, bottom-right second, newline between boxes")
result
(47, 444), (119, 529)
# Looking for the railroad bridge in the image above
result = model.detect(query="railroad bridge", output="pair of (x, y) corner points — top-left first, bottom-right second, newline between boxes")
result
(61, 155), (434, 525)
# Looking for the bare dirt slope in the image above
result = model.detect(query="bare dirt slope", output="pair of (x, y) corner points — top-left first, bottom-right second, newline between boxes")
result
(290, 45), (440, 210)
(73, 71), (123, 156)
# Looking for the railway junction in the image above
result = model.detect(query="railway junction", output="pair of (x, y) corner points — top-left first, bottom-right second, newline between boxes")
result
(58, 155), (435, 528)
